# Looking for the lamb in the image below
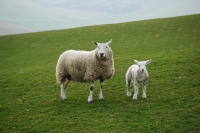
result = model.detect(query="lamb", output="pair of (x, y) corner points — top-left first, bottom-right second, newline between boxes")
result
(125, 59), (151, 100)
(56, 39), (114, 103)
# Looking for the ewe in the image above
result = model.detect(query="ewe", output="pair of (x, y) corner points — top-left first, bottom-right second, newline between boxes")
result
(56, 39), (114, 103)
(126, 59), (151, 100)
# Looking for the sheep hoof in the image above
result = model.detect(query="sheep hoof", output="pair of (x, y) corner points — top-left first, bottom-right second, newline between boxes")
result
(62, 97), (67, 100)
(99, 98), (104, 100)
(133, 95), (137, 100)
(99, 95), (104, 100)
(126, 91), (131, 97)
(88, 100), (93, 103)
(87, 96), (93, 103)
(142, 93), (146, 98)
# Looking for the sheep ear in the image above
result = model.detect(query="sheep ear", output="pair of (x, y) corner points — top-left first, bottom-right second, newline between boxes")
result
(92, 41), (98, 46)
(133, 59), (139, 64)
(106, 39), (112, 46)
(146, 59), (151, 64)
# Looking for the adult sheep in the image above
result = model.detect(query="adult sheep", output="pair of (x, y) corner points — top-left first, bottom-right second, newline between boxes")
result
(126, 59), (151, 100)
(56, 39), (114, 103)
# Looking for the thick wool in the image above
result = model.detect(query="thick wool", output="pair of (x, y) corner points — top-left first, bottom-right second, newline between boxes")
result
(56, 48), (114, 83)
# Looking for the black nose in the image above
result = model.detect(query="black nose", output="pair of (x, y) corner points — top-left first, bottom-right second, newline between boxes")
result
(142, 69), (144, 72)
(100, 53), (104, 57)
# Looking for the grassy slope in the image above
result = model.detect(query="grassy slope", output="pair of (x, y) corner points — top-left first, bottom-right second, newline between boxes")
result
(0, 14), (200, 132)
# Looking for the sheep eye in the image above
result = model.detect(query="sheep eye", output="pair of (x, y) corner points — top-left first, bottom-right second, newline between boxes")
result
(106, 46), (108, 48)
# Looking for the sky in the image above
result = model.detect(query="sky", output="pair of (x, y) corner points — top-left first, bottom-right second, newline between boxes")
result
(0, 0), (200, 35)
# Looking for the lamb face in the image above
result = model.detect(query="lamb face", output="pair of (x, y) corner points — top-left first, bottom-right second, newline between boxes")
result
(134, 60), (151, 73)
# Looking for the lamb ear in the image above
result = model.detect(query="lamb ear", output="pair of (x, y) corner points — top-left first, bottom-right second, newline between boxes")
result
(133, 59), (139, 64)
(146, 59), (151, 64)
(92, 41), (98, 46)
(106, 39), (112, 46)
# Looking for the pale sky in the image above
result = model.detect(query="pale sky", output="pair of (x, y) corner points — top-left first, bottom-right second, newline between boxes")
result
(0, 0), (200, 35)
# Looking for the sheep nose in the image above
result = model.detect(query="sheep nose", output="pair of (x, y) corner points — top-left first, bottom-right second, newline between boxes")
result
(100, 53), (104, 57)
(142, 69), (144, 72)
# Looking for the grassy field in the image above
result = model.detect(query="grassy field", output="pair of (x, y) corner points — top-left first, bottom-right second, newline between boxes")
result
(0, 14), (200, 132)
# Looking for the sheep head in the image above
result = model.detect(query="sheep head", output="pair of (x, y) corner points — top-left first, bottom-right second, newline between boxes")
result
(93, 39), (112, 58)
(134, 59), (151, 73)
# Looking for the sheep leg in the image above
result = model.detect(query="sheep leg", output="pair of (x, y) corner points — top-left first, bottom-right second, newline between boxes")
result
(60, 79), (70, 100)
(99, 79), (104, 100)
(142, 82), (147, 98)
(126, 80), (131, 96)
(133, 82), (138, 100)
(88, 82), (94, 103)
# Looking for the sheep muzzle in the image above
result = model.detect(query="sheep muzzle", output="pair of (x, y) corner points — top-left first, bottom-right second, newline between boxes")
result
(100, 53), (104, 57)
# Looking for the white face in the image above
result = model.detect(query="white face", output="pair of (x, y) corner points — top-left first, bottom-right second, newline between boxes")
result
(134, 60), (151, 73)
(137, 62), (147, 72)
(96, 43), (108, 58)
(93, 39), (112, 58)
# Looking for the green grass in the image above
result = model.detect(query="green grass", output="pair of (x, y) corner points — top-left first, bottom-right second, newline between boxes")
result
(1, 14), (200, 132)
